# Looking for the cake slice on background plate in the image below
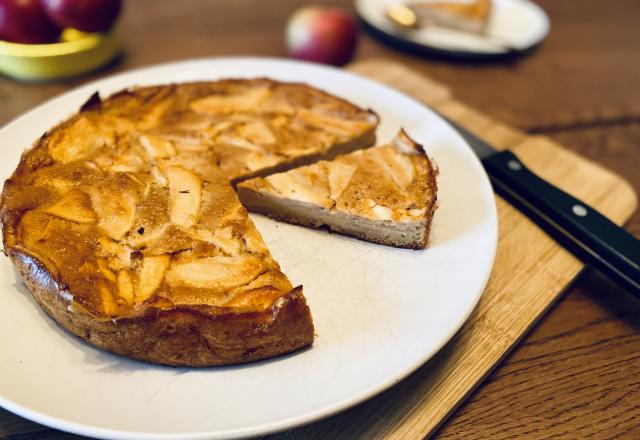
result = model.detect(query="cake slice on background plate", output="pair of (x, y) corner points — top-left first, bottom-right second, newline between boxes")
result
(391, 0), (492, 34)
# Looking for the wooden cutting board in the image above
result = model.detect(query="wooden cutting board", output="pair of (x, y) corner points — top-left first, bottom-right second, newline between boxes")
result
(266, 59), (639, 440)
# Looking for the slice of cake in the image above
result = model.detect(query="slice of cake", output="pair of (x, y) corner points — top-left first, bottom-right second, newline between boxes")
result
(237, 130), (438, 249)
(2, 160), (314, 366)
(401, 0), (492, 34)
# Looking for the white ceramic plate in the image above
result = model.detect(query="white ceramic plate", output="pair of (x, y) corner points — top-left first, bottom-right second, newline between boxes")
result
(356, 0), (550, 56)
(0, 58), (497, 439)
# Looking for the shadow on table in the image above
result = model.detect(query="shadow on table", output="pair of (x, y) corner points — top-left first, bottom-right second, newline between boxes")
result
(575, 268), (640, 331)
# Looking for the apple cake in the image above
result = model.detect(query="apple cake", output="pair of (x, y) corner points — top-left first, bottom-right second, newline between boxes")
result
(408, 0), (492, 34)
(0, 79), (379, 366)
(237, 129), (438, 249)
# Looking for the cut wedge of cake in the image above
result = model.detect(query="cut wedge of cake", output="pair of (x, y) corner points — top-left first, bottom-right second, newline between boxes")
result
(0, 78), (381, 367)
(237, 129), (438, 249)
(2, 161), (314, 366)
(407, 0), (492, 34)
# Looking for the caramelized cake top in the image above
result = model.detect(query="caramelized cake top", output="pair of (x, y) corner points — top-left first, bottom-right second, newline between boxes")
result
(41, 79), (378, 182)
(1, 79), (377, 319)
(239, 130), (437, 223)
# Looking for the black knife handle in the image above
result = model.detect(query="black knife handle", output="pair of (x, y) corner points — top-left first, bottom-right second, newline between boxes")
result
(482, 150), (640, 296)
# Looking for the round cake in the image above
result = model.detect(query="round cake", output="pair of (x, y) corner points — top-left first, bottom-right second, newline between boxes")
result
(0, 79), (379, 366)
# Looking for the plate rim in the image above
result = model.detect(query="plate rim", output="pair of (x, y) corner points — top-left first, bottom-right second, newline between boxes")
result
(0, 56), (498, 440)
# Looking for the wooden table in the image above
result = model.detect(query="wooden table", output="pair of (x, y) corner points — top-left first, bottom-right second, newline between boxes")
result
(1, 1), (638, 438)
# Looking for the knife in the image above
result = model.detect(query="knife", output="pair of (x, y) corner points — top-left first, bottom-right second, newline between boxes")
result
(438, 113), (640, 296)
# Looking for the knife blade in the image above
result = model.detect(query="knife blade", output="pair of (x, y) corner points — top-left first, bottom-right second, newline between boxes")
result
(437, 112), (640, 296)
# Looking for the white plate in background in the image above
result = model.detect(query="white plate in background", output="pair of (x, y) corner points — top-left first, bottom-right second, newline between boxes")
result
(356, 0), (550, 57)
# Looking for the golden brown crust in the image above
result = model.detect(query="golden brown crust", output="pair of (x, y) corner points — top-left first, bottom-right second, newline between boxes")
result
(0, 78), (381, 366)
(11, 248), (313, 366)
(231, 126), (377, 184)
(35, 78), (379, 183)
(238, 129), (438, 248)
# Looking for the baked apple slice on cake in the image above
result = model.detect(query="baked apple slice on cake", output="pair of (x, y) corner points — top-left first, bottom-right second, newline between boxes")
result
(2, 162), (314, 366)
(0, 78), (381, 367)
(237, 129), (438, 249)
(113, 78), (380, 183)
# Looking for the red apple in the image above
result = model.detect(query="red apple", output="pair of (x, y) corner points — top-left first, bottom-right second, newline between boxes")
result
(286, 6), (358, 66)
(41, 0), (121, 33)
(0, 0), (61, 44)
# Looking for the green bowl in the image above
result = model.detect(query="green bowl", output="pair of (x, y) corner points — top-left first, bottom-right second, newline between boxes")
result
(0, 28), (121, 81)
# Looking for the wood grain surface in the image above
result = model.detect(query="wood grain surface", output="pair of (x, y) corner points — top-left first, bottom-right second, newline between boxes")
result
(1, 1), (639, 439)
(261, 59), (638, 440)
